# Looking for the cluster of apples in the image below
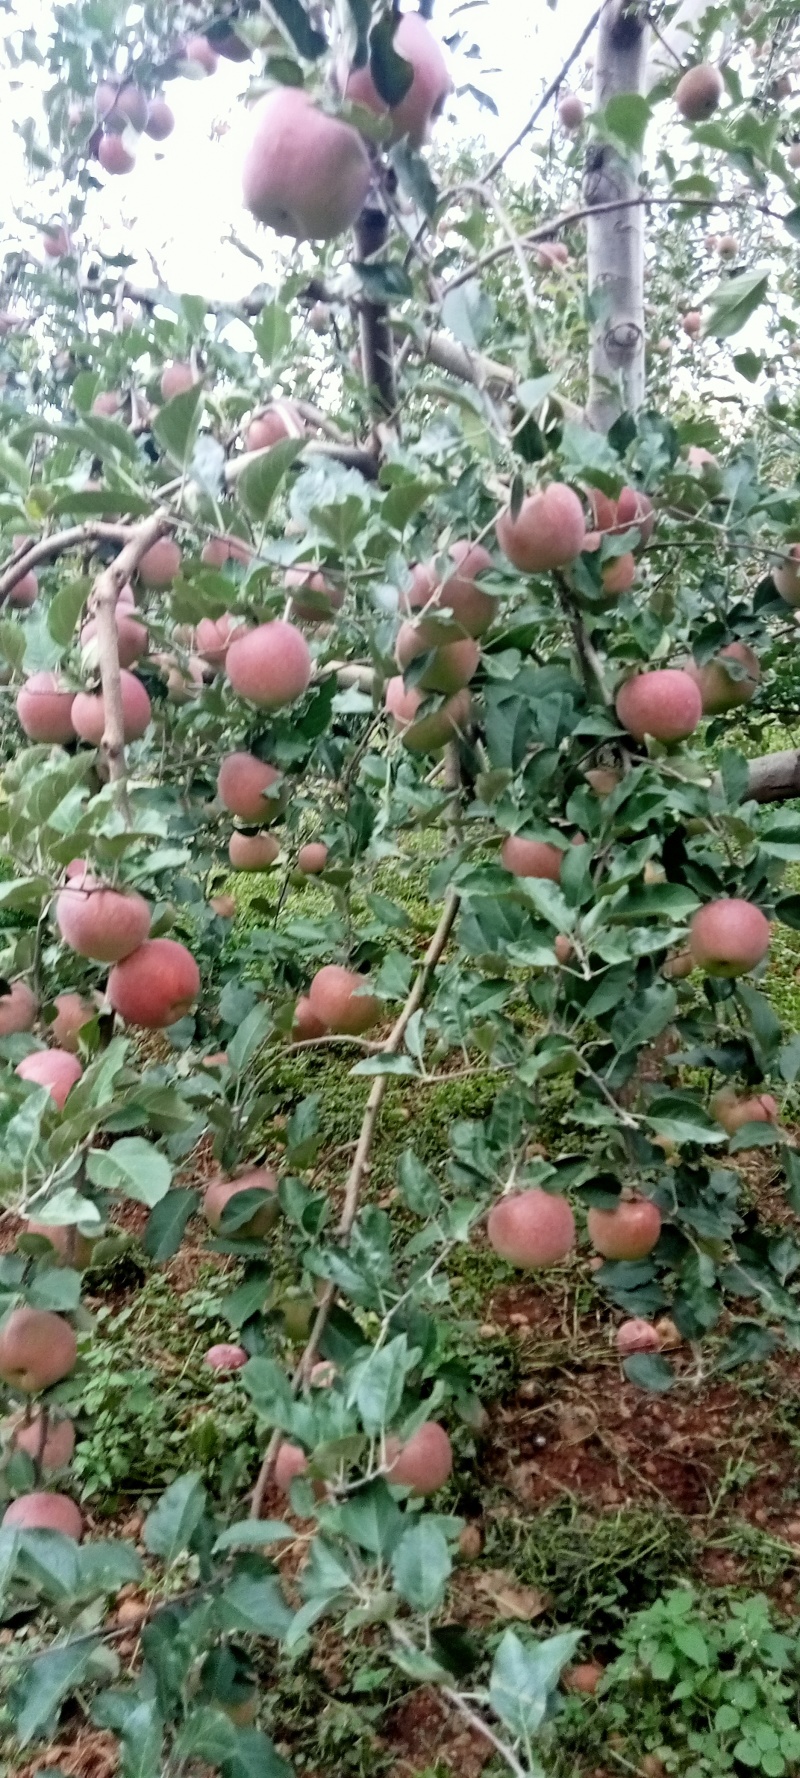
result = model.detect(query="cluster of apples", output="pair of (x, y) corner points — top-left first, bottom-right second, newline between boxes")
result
(0, 1299), (82, 1540)
(81, 25), (251, 182)
(384, 542), (493, 753)
(242, 12), (450, 241)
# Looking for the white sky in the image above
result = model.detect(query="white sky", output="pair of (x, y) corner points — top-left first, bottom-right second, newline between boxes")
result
(11, 0), (599, 302)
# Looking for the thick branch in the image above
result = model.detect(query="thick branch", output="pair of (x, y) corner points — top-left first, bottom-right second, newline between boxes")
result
(0, 522), (136, 603)
(250, 886), (460, 1519)
(354, 203), (398, 433)
(745, 750), (800, 803)
(92, 511), (172, 813)
(585, 1), (650, 432)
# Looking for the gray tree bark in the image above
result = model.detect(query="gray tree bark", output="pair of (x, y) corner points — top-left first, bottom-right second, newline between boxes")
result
(585, 1), (650, 432)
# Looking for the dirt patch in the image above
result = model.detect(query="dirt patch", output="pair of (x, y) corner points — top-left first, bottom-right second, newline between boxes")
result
(383, 1686), (488, 1778)
(16, 1724), (119, 1778)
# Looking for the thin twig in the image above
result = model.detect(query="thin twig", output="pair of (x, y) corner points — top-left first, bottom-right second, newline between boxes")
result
(482, 2), (605, 183)
(249, 886), (460, 1518)
(91, 511), (173, 818)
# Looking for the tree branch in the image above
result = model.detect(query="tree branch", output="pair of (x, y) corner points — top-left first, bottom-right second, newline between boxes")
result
(91, 511), (172, 816)
(0, 522), (137, 603)
(482, 2), (605, 183)
(745, 749), (800, 803)
(354, 202), (398, 439)
(249, 886), (460, 1519)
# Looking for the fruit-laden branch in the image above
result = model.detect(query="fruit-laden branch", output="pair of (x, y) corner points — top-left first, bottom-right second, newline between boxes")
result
(0, 522), (138, 603)
(354, 203), (399, 432)
(585, 0), (650, 431)
(392, 321), (586, 424)
(250, 885), (461, 1520)
(91, 510), (172, 811)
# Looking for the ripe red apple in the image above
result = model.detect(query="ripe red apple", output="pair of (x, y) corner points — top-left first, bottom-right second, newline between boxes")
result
(286, 567), (343, 623)
(564, 1663), (605, 1695)
(245, 405), (303, 451)
(203, 1168), (279, 1237)
(684, 642), (760, 715)
(345, 14), (450, 147)
(25, 1220), (96, 1267)
(209, 896), (236, 919)
(616, 668), (702, 743)
(601, 552), (636, 595)
(7, 566), (37, 609)
(384, 677), (471, 752)
(385, 1421), (453, 1494)
(0, 1306), (77, 1391)
(138, 537), (182, 586)
(406, 541), (494, 637)
(42, 224), (69, 258)
(242, 88), (372, 240)
(682, 310), (702, 338)
(204, 1343), (248, 1371)
(308, 965), (380, 1036)
(98, 133), (135, 175)
(615, 1319), (661, 1356)
(676, 63), (723, 121)
(395, 622), (480, 693)
(107, 937), (200, 1028)
(292, 996), (327, 1041)
(160, 361), (195, 402)
(584, 767), (622, 796)
(71, 671), (151, 745)
(297, 842), (328, 875)
(587, 1198), (662, 1260)
(717, 234), (738, 259)
(711, 1089), (779, 1134)
(16, 1049), (83, 1108)
(487, 1189), (575, 1267)
(80, 607), (148, 668)
(3, 1490), (83, 1538)
(0, 981), (37, 1036)
(772, 543), (800, 605)
(16, 672), (75, 743)
(217, 753), (284, 823)
(56, 882), (151, 962)
(96, 80), (147, 129)
(229, 831), (280, 871)
(184, 34), (218, 73)
(145, 98), (174, 140)
(536, 240), (570, 270)
(226, 620), (311, 710)
(274, 1441), (308, 1493)
(496, 483), (586, 572)
(554, 934), (573, 964)
(688, 898), (771, 977)
(615, 486), (655, 544)
(558, 93), (585, 130)
(201, 535), (252, 569)
(501, 835), (564, 880)
(195, 614), (247, 666)
(50, 992), (98, 1053)
(2, 1410), (75, 1472)
(788, 143), (800, 170)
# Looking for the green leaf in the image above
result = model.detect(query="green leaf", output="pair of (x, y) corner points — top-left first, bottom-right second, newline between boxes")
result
(48, 578), (89, 647)
(237, 437), (304, 524)
(143, 1189), (198, 1261)
(647, 1094), (727, 1146)
(603, 92), (651, 154)
(152, 383), (204, 468)
(674, 1623), (710, 1666)
(227, 1004), (273, 1075)
(143, 1473), (207, 1562)
(87, 1138), (172, 1206)
(397, 1149), (441, 1217)
(390, 142), (438, 218)
(11, 1639), (100, 1744)
(489, 1627), (581, 1741)
(217, 1560), (293, 1639)
(440, 279), (493, 351)
(76, 1539), (144, 1597)
(368, 10), (414, 106)
(347, 1333), (413, 1433)
(705, 268), (769, 340)
(254, 303), (291, 365)
(212, 1520), (293, 1554)
(0, 875), (50, 911)
(391, 1521), (451, 1612)
(351, 1054), (418, 1076)
(622, 1352), (675, 1391)
(266, 0), (326, 58)
(354, 260), (414, 302)
(338, 1480), (404, 1558)
(732, 349), (763, 383)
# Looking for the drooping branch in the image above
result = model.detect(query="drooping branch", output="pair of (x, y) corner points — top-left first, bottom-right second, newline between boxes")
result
(585, 0), (650, 432)
(250, 885), (460, 1519)
(0, 522), (137, 603)
(91, 510), (173, 815)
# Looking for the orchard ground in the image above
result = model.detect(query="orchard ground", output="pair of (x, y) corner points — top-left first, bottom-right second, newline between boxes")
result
(5, 781), (800, 1778)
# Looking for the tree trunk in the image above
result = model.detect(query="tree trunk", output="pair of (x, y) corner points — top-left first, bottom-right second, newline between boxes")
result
(585, 1), (649, 433)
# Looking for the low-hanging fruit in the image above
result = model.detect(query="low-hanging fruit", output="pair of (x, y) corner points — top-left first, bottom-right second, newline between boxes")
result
(71, 671), (151, 745)
(0, 981), (37, 1036)
(98, 134), (135, 175)
(385, 1421), (453, 1494)
(217, 753), (284, 824)
(16, 672), (75, 744)
(615, 1319), (661, 1356)
(487, 1189), (575, 1267)
(286, 566), (343, 624)
(343, 11), (451, 148)
(395, 622), (479, 693)
(204, 1343), (248, 1371)
(50, 992), (98, 1053)
(56, 881), (151, 962)
(145, 98), (174, 140)
(587, 1197), (662, 1261)
(274, 1441), (308, 1492)
(676, 63), (723, 121)
(384, 677), (471, 753)
(296, 842), (328, 875)
(558, 92), (585, 130)
(3, 1491), (83, 1538)
(2, 1409), (75, 1473)
(25, 1220), (96, 1268)
(0, 1306), (78, 1391)
(160, 361), (195, 401)
(15, 1049), (83, 1109)
(772, 543), (800, 605)
(138, 537), (182, 587)
(292, 996), (327, 1041)
(616, 668), (702, 743)
(688, 898), (771, 977)
(501, 835), (564, 881)
(229, 831), (280, 871)
(203, 1170), (279, 1238)
(711, 1088), (779, 1134)
(226, 620), (311, 710)
(196, 614), (247, 666)
(308, 965), (380, 1036)
(242, 88), (372, 240)
(496, 482), (586, 573)
(107, 937), (200, 1028)
(684, 642), (760, 715)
